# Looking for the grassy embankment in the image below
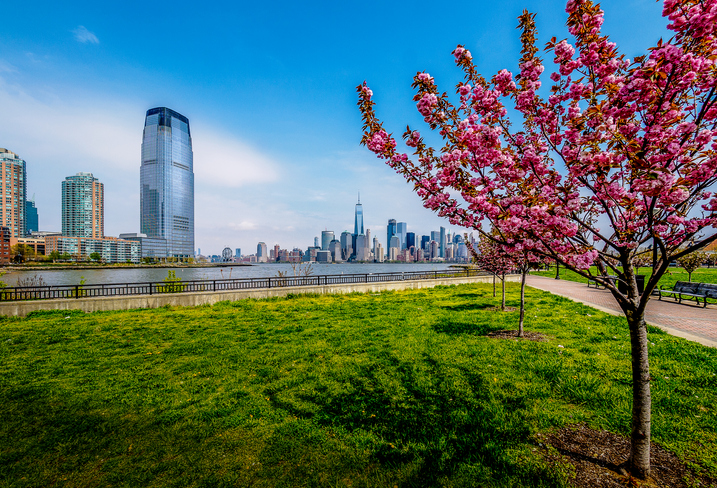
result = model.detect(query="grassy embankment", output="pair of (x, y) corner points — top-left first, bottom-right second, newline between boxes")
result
(1, 283), (715, 487)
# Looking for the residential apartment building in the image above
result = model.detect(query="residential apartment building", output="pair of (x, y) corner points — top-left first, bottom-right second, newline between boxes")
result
(45, 235), (140, 263)
(62, 172), (104, 238)
(0, 149), (26, 238)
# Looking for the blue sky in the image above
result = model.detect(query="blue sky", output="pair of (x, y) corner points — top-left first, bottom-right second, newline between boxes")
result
(0, 0), (669, 255)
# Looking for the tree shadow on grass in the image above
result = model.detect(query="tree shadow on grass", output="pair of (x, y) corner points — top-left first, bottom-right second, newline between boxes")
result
(431, 316), (499, 335)
(441, 302), (497, 312)
(267, 355), (563, 487)
(0, 385), (118, 484)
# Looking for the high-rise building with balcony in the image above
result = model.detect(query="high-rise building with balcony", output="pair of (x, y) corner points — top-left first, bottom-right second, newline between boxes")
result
(0, 148), (26, 238)
(62, 172), (104, 238)
(140, 107), (194, 259)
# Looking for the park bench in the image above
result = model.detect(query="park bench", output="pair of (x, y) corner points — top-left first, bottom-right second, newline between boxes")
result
(657, 281), (717, 307)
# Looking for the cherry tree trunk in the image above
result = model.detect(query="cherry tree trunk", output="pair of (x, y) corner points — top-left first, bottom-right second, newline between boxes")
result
(625, 308), (652, 479)
(501, 274), (506, 311)
(493, 274), (496, 297)
(517, 269), (526, 337)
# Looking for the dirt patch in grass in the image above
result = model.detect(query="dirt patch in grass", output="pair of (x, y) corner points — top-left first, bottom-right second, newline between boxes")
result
(485, 306), (518, 312)
(538, 423), (717, 487)
(487, 329), (548, 342)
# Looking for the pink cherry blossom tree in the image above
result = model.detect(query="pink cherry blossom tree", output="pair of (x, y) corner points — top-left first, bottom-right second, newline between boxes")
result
(357, 0), (717, 478)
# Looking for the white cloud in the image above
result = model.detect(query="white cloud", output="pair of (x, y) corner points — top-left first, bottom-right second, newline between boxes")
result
(72, 26), (99, 44)
(191, 127), (279, 188)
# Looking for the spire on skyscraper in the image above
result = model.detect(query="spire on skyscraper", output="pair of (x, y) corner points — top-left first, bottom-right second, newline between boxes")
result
(354, 193), (364, 236)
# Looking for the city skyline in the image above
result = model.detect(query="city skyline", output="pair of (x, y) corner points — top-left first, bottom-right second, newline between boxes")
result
(0, 1), (671, 254)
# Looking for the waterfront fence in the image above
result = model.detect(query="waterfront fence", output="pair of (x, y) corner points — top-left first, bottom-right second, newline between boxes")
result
(0, 268), (490, 302)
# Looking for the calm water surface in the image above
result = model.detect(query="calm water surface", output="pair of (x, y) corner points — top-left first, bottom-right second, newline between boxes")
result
(3, 263), (454, 287)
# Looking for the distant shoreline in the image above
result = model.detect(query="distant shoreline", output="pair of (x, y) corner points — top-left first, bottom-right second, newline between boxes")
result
(2, 263), (254, 272)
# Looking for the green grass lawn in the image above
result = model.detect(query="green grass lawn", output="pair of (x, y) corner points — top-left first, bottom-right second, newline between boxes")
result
(1, 284), (716, 487)
(532, 266), (717, 288)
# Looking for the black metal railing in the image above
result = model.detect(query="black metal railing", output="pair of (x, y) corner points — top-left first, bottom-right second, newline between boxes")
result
(0, 268), (490, 302)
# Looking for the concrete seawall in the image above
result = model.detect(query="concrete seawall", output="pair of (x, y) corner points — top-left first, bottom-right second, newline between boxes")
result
(0, 274), (518, 317)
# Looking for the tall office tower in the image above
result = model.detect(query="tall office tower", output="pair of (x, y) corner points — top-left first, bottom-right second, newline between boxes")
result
(421, 235), (430, 251)
(430, 240), (439, 259)
(439, 226), (446, 258)
(387, 219), (397, 251)
(406, 232), (416, 251)
(321, 230), (334, 251)
(25, 199), (38, 234)
(257, 242), (267, 262)
(235, 248), (241, 258)
(0, 149), (26, 238)
(375, 242), (384, 263)
(340, 230), (353, 261)
(354, 194), (364, 236)
(62, 172), (104, 238)
(329, 239), (342, 262)
(389, 235), (400, 251)
(141, 107), (194, 258)
(397, 222), (407, 249)
(314, 236), (320, 248)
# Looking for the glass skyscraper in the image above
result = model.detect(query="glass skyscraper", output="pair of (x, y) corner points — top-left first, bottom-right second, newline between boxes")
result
(25, 199), (38, 234)
(354, 194), (364, 236)
(397, 222), (407, 249)
(387, 219), (396, 252)
(140, 107), (194, 259)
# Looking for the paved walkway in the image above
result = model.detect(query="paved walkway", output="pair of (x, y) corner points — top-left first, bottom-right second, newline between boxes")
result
(527, 275), (717, 347)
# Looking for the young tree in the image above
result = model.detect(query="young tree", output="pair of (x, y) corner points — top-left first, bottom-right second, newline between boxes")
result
(90, 252), (102, 263)
(677, 249), (708, 281)
(469, 232), (514, 308)
(358, 0), (717, 478)
(11, 244), (34, 263)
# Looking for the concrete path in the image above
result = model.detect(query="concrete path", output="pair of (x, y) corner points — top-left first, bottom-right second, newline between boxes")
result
(527, 275), (717, 347)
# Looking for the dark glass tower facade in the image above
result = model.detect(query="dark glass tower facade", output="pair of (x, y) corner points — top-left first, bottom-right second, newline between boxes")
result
(354, 195), (364, 236)
(140, 107), (194, 258)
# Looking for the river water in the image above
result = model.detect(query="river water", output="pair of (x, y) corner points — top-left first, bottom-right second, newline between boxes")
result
(2, 263), (456, 287)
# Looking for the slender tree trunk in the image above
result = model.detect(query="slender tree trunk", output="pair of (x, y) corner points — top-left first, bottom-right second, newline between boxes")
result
(518, 269), (526, 337)
(493, 274), (496, 297)
(625, 308), (652, 479)
(555, 262), (560, 280)
(688, 271), (692, 282)
(501, 274), (506, 311)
